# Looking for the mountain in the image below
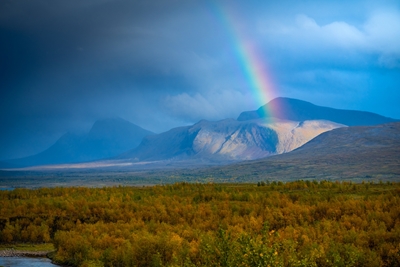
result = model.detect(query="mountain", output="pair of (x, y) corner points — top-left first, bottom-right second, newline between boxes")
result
(194, 122), (400, 181)
(0, 161), (18, 169)
(5, 98), (396, 170)
(119, 118), (344, 162)
(1, 123), (398, 188)
(7, 118), (154, 167)
(238, 97), (398, 126)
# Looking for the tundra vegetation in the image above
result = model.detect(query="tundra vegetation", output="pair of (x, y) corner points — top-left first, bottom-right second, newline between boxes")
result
(0, 181), (399, 267)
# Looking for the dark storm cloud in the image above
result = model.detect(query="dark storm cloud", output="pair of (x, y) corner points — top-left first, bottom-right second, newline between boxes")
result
(1, 0), (202, 82)
(1, 0), (221, 158)
(1, 0), (400, 159)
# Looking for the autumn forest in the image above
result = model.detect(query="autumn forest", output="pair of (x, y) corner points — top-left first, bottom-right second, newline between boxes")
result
(1, 181), (400, 267)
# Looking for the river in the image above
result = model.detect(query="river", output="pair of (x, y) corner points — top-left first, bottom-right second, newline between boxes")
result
(0, 257), (58, 267)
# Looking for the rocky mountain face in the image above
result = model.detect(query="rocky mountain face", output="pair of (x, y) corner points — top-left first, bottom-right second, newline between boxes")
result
(238, 97), (397, 126)
(283, 122), (400, 157)
(198, 122), (400, 181)
(120, 118), (344, 162)
(7, 118), (154, 167)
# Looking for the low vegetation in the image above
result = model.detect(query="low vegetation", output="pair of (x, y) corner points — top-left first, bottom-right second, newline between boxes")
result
(1, 181), (399, 266)
(0, 242), (54, 252)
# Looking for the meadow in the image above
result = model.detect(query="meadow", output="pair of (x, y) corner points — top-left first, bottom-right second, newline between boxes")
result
(0, 181), (399, 267)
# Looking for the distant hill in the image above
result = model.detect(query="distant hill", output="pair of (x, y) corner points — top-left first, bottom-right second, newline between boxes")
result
(194, 122), (400, 181)
(7, 118), (154, 167)
(119, 118), (343, 162)
(238, 97), (398, 126)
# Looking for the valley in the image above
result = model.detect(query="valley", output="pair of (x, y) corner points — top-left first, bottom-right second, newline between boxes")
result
(0, 100), (399, 267)
(1, 121), (399, 189)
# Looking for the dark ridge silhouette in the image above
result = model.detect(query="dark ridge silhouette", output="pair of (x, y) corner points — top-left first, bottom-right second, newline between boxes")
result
(238, 97), (398, 126)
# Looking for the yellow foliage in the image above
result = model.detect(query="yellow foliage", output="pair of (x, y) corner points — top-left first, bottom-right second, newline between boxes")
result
(0, 181), (399, 267)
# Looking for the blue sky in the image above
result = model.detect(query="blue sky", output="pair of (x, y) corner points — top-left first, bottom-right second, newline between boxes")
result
(0, 0), (399, 159)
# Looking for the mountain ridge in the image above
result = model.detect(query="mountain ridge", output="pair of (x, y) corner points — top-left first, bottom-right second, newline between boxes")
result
(2, 97), (397, 169)
(238, 97), (398, 126)
(6, 118), (154, 167)
(191, 122), (400, 181)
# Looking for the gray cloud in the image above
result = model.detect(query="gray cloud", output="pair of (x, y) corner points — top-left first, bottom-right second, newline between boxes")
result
(163, 89), (255, 122)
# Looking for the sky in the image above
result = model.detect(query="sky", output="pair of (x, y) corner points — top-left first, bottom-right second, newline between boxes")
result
(1, 0), (400, 160)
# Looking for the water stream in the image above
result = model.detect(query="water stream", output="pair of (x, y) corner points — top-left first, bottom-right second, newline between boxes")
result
(0, 257), (59, 267)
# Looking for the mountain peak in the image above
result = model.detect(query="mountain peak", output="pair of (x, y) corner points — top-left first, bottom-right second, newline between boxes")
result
(89, 117), (147, 138)
(120, 118), (343, 163)
(238, 97), (397, 126)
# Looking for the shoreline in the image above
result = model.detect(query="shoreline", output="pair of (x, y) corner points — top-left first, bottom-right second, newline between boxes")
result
(0, 248), (53, 257)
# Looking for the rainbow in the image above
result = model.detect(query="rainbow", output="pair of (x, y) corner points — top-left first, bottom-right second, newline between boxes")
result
(209, 2), (278, 119)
